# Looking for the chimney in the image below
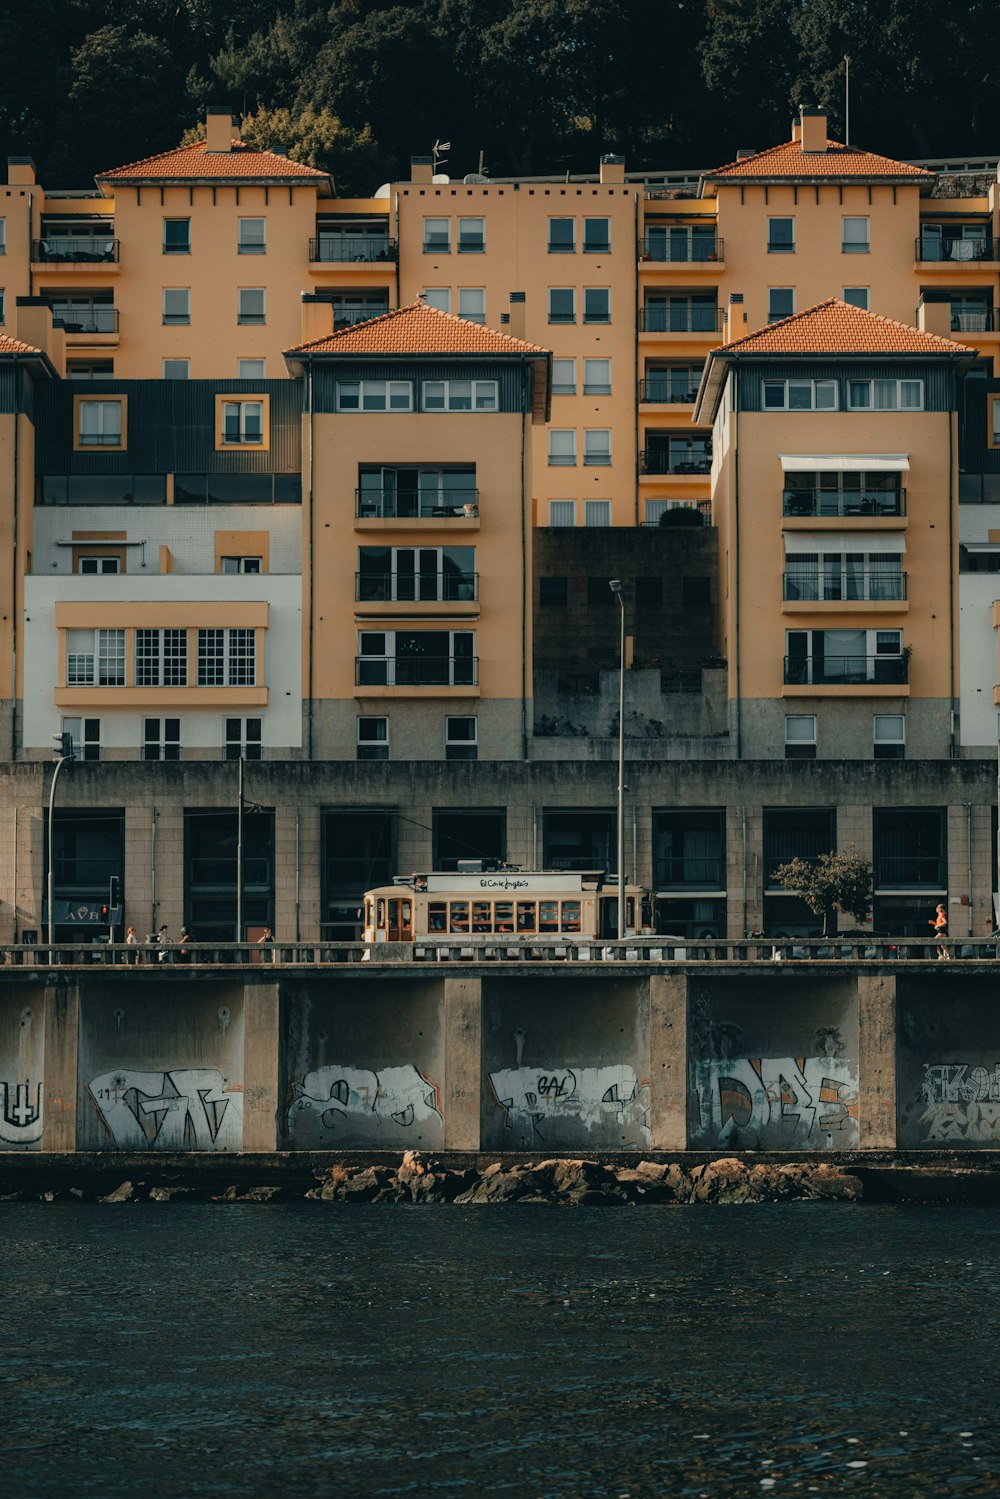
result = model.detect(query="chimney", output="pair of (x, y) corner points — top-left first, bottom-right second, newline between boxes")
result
(799, 105), (828, 154)
(507, 291), (526, 340)
(300, 293), (334, 345)
(735, 148), (757, 161)
(599, 154), (625, 184)
(410, 155), (433, 184)
(7, 156), (36, 186)
(790, 119), (801, 143)
(16, 297), (65, 376)
(205, 106), (234, 154)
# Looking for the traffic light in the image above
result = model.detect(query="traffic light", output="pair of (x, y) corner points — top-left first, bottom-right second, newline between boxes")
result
(52, 731), (75, 760)
(108, 875), (120, 910)
(100, 905), (109, 920)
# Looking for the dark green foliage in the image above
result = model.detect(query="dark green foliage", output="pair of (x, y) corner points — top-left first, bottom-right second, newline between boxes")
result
(771, 846), (874, 935)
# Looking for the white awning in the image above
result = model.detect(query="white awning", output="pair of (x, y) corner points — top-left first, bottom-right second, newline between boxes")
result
(783, 531), (906, 554)
(779, 453), (910, 473)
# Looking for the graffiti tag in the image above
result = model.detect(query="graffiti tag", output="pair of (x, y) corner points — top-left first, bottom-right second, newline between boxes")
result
(89, 1069), (243, 1150)
(0, 1081), (43, 1147)
(286, 1064), (443, 1146)
(489, 1064), (650, 1147)
(692, 1056), (859, 1150)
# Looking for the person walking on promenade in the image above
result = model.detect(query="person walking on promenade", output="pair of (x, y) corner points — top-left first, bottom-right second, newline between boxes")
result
(156, 924), (172, 963)
(929, 902), (949, 960)
(125, 925), (139, 965)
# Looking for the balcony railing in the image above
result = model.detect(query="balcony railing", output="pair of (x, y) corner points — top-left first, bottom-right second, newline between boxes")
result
(782, 487), (906, 518)
(639, 379), (701, 403)
(356, 488), (479, 519)
(310, 236), (396, 263)
(356, 656), (479, 687)
(916, 236), (1000, 263)
(34, 237), (118, 263)
(874, 855), (946, 887)
(655, 856), (724, 888)
(948, 307), (999, 332)
(640, 450), (711, 475)
(641, 306), (724, 334)
(333, 306), (390, 329)
(784, 654), (908, 686)
(783, 572), (907, 602)
(642, 236), (723, 263)
(50, 306), (119, 334)
(356, 572), (478, 602)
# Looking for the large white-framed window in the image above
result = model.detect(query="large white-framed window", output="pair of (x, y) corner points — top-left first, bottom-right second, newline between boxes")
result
(422, 379), (497, 411)
(423, 217), (450, 252)
(197, 628), (257, 687)
(221, 399), (264, 444)
(548, 218), (576, 253)
(77, 399), (124, 447)
(583, 217), (610, 253)
(784, 628), (903, 685)
(548, 500), (576, 526)
(224, 716), (262, 760)
(422, 286), (451, 312)
(445, 716), (478, 761)
(458, 287), (485, 323)
(583, 358), (611, 395)
(162, 288), (190, 325)
(457, 217), (485, 253)
(874, 714), (905, 760)
(66, 628), (125, 687)
(585, 500), (611, 527)
(238, 218), (266, 254)
(62, 716), (101, 762)
(358, 545), (476, 602)
(549, 430), (577, 466)
(357, 716), (389, 761)
(584, 429), (611, 466)
(552, 358), (576, 395)
(337, 379), (413, 412)
(77, 555), (120, 575)
(785, 714), (816, 760)
(136, 628), (188, 687)
(220, 555), (263, 574)
(237, 287), (266, 324)
(842, 217), (870, 253)
(357, 629), (476, 686)
(784, 549), (904, 602)
(768, 217), (795, 253)
(583, 287), (611, 324)
(763, 379), (837, 410)
(548, 287), (576, 323)
(143, 716), (181, 762)
(847, 379), (924, 410)
(768, 287), (795, 323)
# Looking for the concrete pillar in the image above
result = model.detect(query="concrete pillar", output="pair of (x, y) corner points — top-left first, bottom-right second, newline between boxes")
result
(442, 977), (481, 1151)
(648, 973), (688, 1150)
(857, 973), (896, 1148)
(41, 982), (78, 1152)
(242, 981), (280, 1151)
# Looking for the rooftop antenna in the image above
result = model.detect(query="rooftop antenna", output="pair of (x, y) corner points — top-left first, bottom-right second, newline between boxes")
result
(844, 55), (850, 144)
(432, 138), (451, 173)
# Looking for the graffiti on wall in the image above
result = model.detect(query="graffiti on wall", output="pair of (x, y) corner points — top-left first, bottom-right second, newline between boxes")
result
(286, 1064), (443, 1146)
(489, 1065), (650, 1147)
(692, 1056), (859, 1150)
(0, 1081), (43, 1147)
(915, 1063), (1000, 1143)
(89, 1069), (243, 1150)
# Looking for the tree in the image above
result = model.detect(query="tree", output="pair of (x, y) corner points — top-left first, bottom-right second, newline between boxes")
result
(771, 845), (872, 934)
(700, 0), (805, 163)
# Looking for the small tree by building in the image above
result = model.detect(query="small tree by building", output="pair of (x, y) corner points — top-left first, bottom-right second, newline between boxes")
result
(771, 845), (873, 935)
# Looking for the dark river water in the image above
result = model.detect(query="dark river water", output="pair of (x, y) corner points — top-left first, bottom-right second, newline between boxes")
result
(2, 1203), (997, 1497)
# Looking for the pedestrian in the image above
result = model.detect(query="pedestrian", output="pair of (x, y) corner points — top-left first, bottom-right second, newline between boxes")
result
(929, 902), (949, 960)
(257, 927), (274, 964)
(125, 925), (139, 966)
(178, 927), (191, 964)
(156, 924), (172, 963)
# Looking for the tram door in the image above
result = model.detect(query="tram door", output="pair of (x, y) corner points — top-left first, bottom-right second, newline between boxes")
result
(387, 897), (413, 942)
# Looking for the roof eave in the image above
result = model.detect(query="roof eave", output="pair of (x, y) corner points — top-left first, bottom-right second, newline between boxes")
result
(704, 173), (932, 189)
(95, 173), (333, 194)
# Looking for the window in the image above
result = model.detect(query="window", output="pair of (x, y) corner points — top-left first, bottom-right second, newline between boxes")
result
(458, 287), (485, 323)
(785, 715), (817, 760)
(220, 556), (263, 574)
(0, 220), (5, 255)
(992, 398), (1000, 448)
(874, 714), (905, 760)
(653, 809), (725, 889)
(433, 808), (505, 871)
(768, 218), (795, 253)
(543, 808), (616, 872)
(162, 288), (190, 325)
(548, 218), (575, 253)
(357, 717), (388, 761)
(583, 217), (610, 253)
(842, 217), (870, 253)
(356, 630), (476, 686)
(848, 379), (924, 411)
(552, 358), (576, 395)
(0, 289), (4, 323)
(422, 286), (451, 312)
(549, 430), (577, 466)
(445, 716), (477, 761)
(136, 628), (187, 686)
(358, 545), (476, 602)
(338, 379), (413, 412)
(66, 628), (125, 687)
(549, 288), (576, 323)
(163, 219), (190, 254)
(77, 399), (124, 448)
(238, 218), (266, 254)
(163, 358), (189, 379)
(843, 287), (869, 309)
(583, 358), (611, 395)
(784, 628), (904, 685)
(873, 807), (945, 889)
(238, 359), (265, 380)
(221, 400), (264, 444)
(224, 717), (262, 761)
(762, 379), (837, 411)
(548, 500), (576, 526)
(143, 717), (181, 762)
(62, 717), (100, 761)
(584, 288), (610, 323)
(584, 429), (611, 466)
(644, 499), (669, 525)
(768, 288), (795, 323)
(422, 379), (497, 411)
(423, 218), (450, 252)
(66, 361), (114, 380)
(197, 628), (256, 686)
(784, 551), (904, 602)
(539, 576), (568, 606)
(458, 218), (484, 253)
(585, 500), (611, 527)
(238, 288), (265, 324)
(77, 555), (120, 574)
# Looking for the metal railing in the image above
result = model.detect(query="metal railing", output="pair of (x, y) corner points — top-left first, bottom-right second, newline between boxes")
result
(782, 487), (906, 518)
(355, 488), (479, 519)
(34, 237), (118, 263)
(641, 306), (724, 333)
(924, 306), (1000, 333)
(309, 235), (396, 263)
(332, 306), (391, 329)
(356, 571), (478, 602)
(874, 856), (946, 886)
(355, 655), (479, 687)
(642, 236), (723, 263)
(639, 379), (701, 403)
(783, 571), (907, 602)
(655, 857), (724, 887)
(49, 306), (119, 334)
(916, 236), (1000, 263)
(784, 654), (908, 686)
(640, 450), (711, 474)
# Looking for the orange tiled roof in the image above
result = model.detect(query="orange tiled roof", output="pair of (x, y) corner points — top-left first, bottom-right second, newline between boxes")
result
(286, 300), (549, 356)
(706, 137), (933, 183)
(0, 333), (43, 356)
(718, 299), (971, 356)
(97, 139), (330, 182)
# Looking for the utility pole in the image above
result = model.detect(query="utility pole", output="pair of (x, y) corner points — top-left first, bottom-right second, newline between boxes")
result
(609, 580), (626, 939)
(236, 752), (244, 944)
(47, 732), (75, 951)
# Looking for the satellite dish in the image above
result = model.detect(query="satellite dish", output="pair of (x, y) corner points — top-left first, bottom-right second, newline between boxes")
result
(431, 173), (450, 184)
(464, 173), (490, 184)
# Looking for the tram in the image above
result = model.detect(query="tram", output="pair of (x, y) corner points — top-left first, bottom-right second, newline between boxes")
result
(362, 867), (646, 945)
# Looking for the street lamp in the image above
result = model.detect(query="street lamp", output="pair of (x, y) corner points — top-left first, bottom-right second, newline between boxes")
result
(609, 580), (626, 940)
(47, 731), (75, 951)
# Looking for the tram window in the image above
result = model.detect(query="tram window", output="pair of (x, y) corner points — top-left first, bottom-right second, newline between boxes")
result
(449, 901), (470, 933)
(495, 901), (514, 932)
(539, 900), (559, 933)
(401, 900), (412, 926)
(517, 901), (536, 931)
(561, 900), (582, 932)
(429, 902), (447, 931)
(626, 896), (635, 927)
(473, 901), (492, 932)
(364, 899), (373, 927)
(376, 898), (386, 928)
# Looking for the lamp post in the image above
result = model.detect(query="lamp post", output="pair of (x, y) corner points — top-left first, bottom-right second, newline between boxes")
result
(609, 580), (626, 939)
(47, 732), (75, 952)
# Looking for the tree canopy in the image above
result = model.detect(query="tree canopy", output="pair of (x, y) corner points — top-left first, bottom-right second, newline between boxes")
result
(3, 1), (998, 193)
(771, 846), (874, 935)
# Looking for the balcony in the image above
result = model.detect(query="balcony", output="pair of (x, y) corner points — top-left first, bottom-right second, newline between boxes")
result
(949, 307), (999, 333)
(641, 235), (723, 263)
(783, 572), (907, 603)
(641, 306), (724, 334)
(639, 378), (700, 404)
(640, 450), (711, 475)
(309, 236), (396, 263)
(356, 488), (479, 520)
(782, 487), (906, 519)
(356, 656), (479, 687)
(50, 306), (119, 335)
(916, 236), (1000, 264)
(34, 237), (118, 264)
(783, 654), (908, 686)
(356, 572), (478, 603)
